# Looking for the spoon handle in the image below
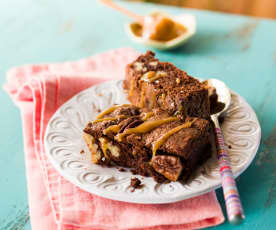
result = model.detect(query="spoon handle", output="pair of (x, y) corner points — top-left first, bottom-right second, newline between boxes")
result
(100, 0), (144, 24)
(212, 116), (245, 225)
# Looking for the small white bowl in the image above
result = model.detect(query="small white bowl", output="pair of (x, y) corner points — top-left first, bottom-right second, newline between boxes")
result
(125, 11), (196, 50)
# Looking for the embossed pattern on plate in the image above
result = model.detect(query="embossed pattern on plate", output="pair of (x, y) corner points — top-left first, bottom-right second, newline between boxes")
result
(44, 80), (261, 204)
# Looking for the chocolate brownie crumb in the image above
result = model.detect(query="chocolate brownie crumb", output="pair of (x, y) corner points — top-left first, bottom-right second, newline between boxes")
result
(118, 168), (126, 172)
(130, 177), (143, 192)
(130, 169), (137, 175)
(80, 149), (85, 154)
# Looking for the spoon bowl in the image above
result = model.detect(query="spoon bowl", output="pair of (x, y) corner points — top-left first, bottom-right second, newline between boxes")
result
(206, 78), (231, 116)
(126, 12), (196, 50)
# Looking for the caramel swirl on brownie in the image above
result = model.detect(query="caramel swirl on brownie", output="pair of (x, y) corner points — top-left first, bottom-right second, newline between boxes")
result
(83, 104), (212, 183)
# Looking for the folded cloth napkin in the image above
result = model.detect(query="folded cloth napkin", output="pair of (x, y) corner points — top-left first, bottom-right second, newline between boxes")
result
(3, 48), (224, 230)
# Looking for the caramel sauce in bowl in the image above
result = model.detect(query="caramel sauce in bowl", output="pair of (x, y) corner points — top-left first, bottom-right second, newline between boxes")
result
(126, 11), (196, 50)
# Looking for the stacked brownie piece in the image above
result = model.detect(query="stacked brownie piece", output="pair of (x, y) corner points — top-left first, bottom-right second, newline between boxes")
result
(124, 51), (210, 119)
(83, 51), (214, 183)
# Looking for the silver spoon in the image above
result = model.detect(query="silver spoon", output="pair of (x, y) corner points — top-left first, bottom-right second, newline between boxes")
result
(207, 78), (245, 225)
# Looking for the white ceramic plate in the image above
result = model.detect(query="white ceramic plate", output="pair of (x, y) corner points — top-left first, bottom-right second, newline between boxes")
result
(44, 80), (261, 204)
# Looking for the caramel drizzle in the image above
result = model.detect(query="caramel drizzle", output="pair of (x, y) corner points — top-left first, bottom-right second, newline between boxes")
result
(141, 112), (154, 121)
(152, 119), (196, 156)
(132, 19), (186, 42)
(103, 125), (120, 135)
(115, 117), (178, 142)
(139, 83), (145, 108)
(93, 115), (129, 123)
(161, 93), (166, 106)
(93, 117), (117, 123)
(141, 71), (167, 83)
(96, 104), (129, 119)
(129, 79), (135, 97)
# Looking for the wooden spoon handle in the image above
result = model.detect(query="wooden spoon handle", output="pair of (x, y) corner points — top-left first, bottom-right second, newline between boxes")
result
(212, 116), (245, 225)
(100, 0), (144, 24)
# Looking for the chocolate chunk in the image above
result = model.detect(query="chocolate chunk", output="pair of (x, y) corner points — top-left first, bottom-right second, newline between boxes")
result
(119, 119), (143, 134)
(151, 155), (183, 182)
(118, 117), (142, 133)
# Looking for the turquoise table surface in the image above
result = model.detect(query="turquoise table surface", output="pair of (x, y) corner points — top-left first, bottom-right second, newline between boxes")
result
(1, 0), (276, 229)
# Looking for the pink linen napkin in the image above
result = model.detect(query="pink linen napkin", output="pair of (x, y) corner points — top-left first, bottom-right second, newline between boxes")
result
(3, 48), (224, 230)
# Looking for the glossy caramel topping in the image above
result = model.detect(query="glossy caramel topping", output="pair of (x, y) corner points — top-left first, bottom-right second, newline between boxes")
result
(93, 115), (129, 123)
(141, 112), (154, 121)
(131, 23), (143, 37)
(115, 117), (178, 142)
(152, 119), (195, 156)
(93, 117), (117, 123)
(132, 15), (187, 42)
(146, 16), (187, 41)
(139, 83), (146, 107)
(103, 125), (120, 135)
(141, 71), (167, 83)
(129, 79), (135, 97)
(141, 71), (155, 81)
(161, 93), (166, 106)
(96, 104), (129, 119)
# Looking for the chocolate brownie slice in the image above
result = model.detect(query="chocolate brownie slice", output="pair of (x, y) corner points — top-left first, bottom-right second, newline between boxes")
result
(83, 105), (212, 182)
(83, 104), (144, 168)
(123, 51), (210, 119)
